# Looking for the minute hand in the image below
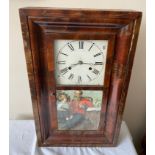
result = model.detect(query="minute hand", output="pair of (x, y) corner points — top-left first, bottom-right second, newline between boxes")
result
(70, 62), (81, 67)
(81, 62), (94, 65)
(68, 62), (81, 69)
(69, 61), (91, 67)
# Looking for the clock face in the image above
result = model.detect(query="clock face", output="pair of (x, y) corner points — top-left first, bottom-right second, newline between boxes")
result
(54, 40), (108, 85)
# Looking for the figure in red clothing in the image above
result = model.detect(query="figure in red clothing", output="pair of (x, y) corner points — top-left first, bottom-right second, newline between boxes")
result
(63, 90), (93, 129)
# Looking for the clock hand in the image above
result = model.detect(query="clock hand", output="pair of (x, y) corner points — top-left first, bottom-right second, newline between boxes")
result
(68, 61), (81, 69)
(71, 61), (94, 66)
(81, 62), (94, 65)
(70, 62), (81, 67)
(69, 60), (84, 68)
(80, 62), (103, 65)
(68, 61), (98, 69)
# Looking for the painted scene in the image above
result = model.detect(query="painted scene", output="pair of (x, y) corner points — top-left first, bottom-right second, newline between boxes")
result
(56, 90), (103, 130)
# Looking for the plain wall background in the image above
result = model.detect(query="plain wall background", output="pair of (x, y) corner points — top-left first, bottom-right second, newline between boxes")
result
(10, 0), (146, 150)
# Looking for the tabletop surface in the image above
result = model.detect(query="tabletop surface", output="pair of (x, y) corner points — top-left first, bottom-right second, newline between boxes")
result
(9, 120), (137, 155)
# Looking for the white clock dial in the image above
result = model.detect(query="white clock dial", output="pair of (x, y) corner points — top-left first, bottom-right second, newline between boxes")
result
(54, 40), (108, 85)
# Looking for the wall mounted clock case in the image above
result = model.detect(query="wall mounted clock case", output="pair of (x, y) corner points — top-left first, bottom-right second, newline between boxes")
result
(19, 8), (142, 147)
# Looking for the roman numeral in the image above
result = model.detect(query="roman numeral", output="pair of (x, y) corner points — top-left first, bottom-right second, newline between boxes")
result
(95, 62), (103, 65)
(57, 61), (66, 64)
(78, 76), (82, 83)
(92, 69), (99, 75)
(68, 43), (74, 51)
(94, 52), (102, 57)
(87, 75), (92, 81)
(60, 67), (68, 74)
(103, 45), (106, 50)
(60, 53), (68, 56)
(88, 43), (94, 51)
(79, 41), (84, 49)
(68, 73), (74, 80)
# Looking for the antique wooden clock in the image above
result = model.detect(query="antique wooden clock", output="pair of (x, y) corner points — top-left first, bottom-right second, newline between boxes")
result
(19, 8), (142, 146)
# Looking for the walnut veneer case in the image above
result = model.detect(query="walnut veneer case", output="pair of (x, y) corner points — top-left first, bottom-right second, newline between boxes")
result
(19, 8), (142, 147)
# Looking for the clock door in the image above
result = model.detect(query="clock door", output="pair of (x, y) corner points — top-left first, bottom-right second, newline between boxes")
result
(44, 32), (115, 143)
(53, 39), (109, 131)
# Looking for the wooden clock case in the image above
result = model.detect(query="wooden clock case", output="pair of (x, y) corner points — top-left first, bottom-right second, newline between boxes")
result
(19, 8), (142, 147)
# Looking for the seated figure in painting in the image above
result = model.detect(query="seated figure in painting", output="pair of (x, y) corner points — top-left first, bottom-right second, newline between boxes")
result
(56, 92), (71, 123)
(63, 90), (93, 129)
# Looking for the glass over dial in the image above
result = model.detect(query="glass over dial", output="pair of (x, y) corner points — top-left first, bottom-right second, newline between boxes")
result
(54, 40), (108, 86)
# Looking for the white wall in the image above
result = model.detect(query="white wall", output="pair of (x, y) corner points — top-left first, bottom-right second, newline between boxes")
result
(10, 0), (146, 150)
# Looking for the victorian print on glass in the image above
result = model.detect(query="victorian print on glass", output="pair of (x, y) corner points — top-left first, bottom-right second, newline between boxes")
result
(56, 90), (103, 130)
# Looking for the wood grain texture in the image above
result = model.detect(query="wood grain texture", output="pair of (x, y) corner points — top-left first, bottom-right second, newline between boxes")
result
(19, 8), (142, 147)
